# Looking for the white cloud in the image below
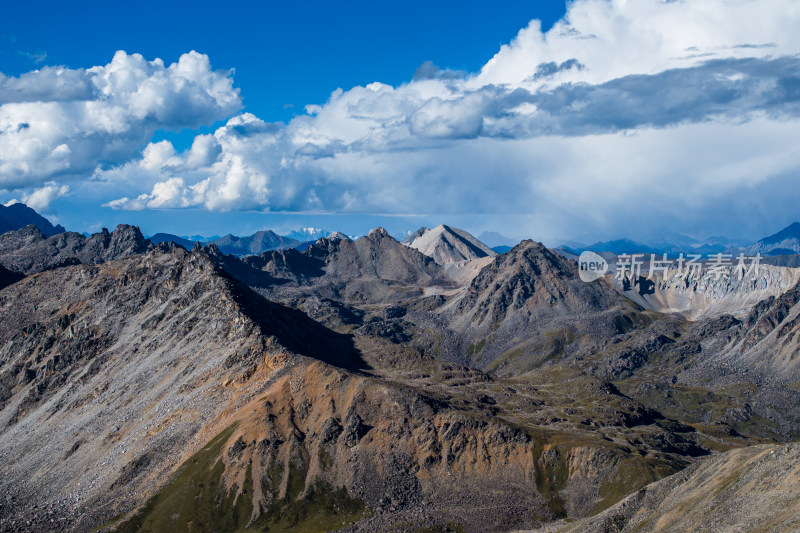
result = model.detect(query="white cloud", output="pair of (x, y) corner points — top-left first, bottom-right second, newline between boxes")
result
(474, 0), (800, 88)
(20, 182), (70, 212)
(141, 140), (179, 170)
(104, 113), (277, 212)
(185, 134), (222, 168)
(9, 0), (800, 239)
(409, 94), (485, 139)
(0, 50), (241, 189)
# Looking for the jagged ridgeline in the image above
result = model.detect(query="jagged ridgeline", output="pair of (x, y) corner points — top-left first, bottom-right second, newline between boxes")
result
(1, 222), (800, 532)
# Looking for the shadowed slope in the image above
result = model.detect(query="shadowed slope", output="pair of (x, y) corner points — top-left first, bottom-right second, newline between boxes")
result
(0, 203), (65, 237)
(0, 224), (151, 275)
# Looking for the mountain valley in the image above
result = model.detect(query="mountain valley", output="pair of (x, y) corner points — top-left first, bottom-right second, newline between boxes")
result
(1, 218), (800, 532)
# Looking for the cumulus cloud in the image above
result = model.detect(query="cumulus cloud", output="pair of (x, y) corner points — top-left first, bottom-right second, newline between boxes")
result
(473, 0), (800, 88)
(0, 50), (241, 189)
(21, 182), (70, 212)
(104, 113), (276, 212)
(9, 0), (800, 239)
(100, 0), (800, 225)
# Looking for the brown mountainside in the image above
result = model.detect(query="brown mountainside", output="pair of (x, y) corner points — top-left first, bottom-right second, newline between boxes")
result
(1, 226), (800, 531)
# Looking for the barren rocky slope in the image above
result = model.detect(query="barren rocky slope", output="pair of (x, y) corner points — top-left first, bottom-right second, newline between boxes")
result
(404, 224), (497, 265)
(0, 224), (151, 275)
(524, 442), (800, 533)
(210, 233), (800, 442)
(612, 264), (800, 320)
(0, 245), (701, 533)
(2, 224), (800, 532)
(0, 246), (360, 531)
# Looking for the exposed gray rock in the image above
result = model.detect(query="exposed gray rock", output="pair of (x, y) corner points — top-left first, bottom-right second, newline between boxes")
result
(0, 224), (151, 275)
(611, 263), (800, 320)
(404, 224), (496, 265)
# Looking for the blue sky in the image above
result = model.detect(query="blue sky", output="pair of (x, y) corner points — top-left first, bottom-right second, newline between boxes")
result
(2, 0), (800, 244)
(1, 1), (566, 131)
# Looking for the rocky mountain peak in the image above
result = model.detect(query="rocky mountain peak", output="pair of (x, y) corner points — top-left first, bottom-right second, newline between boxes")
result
(404, 224), (496, 265)
(103, 224), (148, 252)
(367, 227), (392, 239)
(450, 238), (627, 345)
(492, 239), (577, 278)
(402, 226), (429, 244)
(744, 221), (800, 255)
(320, 228), (444, 287)
(5, 224), (46, 246)
(327, 231), (350, 241)
(0, 224), (152, 275)
(0, 203), (65, 237)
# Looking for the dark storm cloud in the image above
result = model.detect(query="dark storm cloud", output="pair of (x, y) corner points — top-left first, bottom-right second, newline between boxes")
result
(480, 55), (800, 137)
(531, 58), (585, 80)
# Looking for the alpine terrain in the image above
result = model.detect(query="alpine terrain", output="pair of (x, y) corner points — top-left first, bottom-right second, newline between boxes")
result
(1, 213), (800, 532)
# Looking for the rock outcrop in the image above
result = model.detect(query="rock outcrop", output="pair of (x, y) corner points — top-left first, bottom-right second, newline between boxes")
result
(0, 224), (151, 275)
(613, 263), (800, 320)
(535, 443), (800, 533)
(404, 224), (497, 265)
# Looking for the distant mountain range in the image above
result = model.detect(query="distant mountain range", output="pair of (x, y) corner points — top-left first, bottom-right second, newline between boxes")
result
(490, 245), (513, 254)
(477, 230), (517, 248)
(285, 227), (330, 241)
(3, 203), (800, 262)
(559, 223), (800, 257)
(0, 203), (65, 237)
(208, 230), (300, 255)
(148, 232), (197, 249)
(743, 221), (800, 256)
(149, 230), (321, 256)
(150, 224), (505, 263)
